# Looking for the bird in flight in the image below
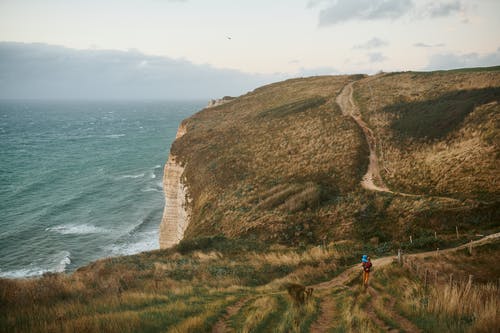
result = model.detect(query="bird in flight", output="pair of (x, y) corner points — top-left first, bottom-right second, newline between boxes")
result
(226, 36), (232, 40)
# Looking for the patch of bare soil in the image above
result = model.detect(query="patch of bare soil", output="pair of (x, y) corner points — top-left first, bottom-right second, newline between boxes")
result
(211, 297), (249, 333)
(336, 82), (389, 192)
(309, 293), (337, 333)
(367, 286), (421, 333)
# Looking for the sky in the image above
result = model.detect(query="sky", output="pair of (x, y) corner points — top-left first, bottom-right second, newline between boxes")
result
(0, 0), (499, 99)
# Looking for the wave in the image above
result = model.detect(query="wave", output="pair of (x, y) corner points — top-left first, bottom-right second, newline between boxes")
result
(104, 134), (125, 139)
(140, 180), (164, 192)
(117, 173), (145, 179)
(108, 230), (159, 256)
(140, 187), (162, 193)
(149, 165), (163, 179)
(0, 250), (71, 278)
(46, 223), (109, 235)
(127, 209), (159, 236)
(53, 250), (72, 273)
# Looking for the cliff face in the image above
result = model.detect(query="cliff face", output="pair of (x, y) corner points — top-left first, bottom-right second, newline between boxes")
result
(159, 124), (190, 249)
(206, 96), (235, 108)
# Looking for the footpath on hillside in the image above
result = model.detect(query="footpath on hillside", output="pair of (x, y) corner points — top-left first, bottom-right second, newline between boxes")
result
(308, 232), (500, 332)
(336, 82), (389, 192)
(336, 81), (469, 205)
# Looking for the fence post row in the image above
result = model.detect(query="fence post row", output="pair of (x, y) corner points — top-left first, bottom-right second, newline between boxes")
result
(400, 258), (481, 291)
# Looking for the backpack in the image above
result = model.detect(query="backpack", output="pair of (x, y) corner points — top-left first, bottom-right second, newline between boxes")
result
(363, 261), (372, 272)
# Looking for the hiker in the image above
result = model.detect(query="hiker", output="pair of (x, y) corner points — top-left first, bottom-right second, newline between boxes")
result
(361, 255), (372, 287)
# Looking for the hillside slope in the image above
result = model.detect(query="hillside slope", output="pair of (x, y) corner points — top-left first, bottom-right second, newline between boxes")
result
(163, 67), (499, 246)
(169, 75), (369, 244)
(354, 69), (499, 200)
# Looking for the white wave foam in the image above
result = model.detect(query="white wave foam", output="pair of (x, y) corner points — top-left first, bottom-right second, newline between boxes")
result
(0, 251), (71, 278)
(0, 267), (45, 278)
(108, 231), (159, 256)
(46, 223), (109, 235)
(54, 251), (71, 273)
(118, 173), (145, 179)
(141, 187), (162, 193)
(105, 134), (125, 139)
(150, 165), (162, 179)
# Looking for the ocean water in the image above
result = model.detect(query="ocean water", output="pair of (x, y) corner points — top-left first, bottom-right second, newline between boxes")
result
(0, 100), (203, 278)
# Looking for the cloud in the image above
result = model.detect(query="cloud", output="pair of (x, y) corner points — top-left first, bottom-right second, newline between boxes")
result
(0, 42), (283, 99)
(425, 49), (500, 70)
(317, 0), (414, 26)
(353, 37), (389, 49)
(414, 42), (445, 48)
(315, 0), (468, 26)
(421, 1), (462, 18)
(368, 52), (387, 63)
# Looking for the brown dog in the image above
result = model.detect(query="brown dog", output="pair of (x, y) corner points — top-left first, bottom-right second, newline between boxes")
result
(285, 283), (314, 305)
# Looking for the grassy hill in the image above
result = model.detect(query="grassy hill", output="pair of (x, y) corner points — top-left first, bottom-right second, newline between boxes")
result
(353, 69), (499, 201)
(172, 75), (369, 244)
(172, 67), (499, 247)
(1, 66), (499, 332)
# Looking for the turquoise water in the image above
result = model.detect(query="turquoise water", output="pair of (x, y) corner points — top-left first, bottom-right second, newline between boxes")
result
(0, 100), (202, 278)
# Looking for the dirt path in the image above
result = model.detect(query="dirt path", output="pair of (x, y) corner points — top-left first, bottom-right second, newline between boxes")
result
(367, 286), (421, 332)
(309, 294), (337, 333)
(336, 82), (465, 204)
(211, 297), (249, 333)
(336, 82), (389, 192)
(308, 232), (500, 332)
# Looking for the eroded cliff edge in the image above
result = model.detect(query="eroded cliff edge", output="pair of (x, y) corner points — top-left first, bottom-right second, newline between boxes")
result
(159, 124), (190, 249)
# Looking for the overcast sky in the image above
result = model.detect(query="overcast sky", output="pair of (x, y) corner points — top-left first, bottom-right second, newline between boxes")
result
(1, 0), (499, 99)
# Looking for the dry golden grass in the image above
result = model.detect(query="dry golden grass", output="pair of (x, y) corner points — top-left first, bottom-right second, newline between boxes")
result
(370, 240), (500, 332)
(427, 282), (499, 330)
(0, 236), (357, 333)
(354, 69), (500, 201)
(171, 75), (368, 243)
(240, 296), (277, 333)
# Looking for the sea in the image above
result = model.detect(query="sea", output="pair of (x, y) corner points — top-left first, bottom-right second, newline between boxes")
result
(0, 99), (203, 278)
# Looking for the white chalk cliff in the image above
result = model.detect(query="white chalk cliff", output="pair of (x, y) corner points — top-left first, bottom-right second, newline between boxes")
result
(159, 124), (190, 249)
(206, 96), (235, 108)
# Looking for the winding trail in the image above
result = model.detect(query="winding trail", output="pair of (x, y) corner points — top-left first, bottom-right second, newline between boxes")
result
(336, 82), (389, 192)
(309, 82), (499, 332)
(336, 81), (469, 204)
(211, 298), (249, 333)
(309, 232), (500, 332)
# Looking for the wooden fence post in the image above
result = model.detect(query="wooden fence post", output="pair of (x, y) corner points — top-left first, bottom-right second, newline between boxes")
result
(468, 240), (473, 255)
(456, 226), (459, 239)
(398, 249), (402, 265)
(410, 235), (413, 244)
